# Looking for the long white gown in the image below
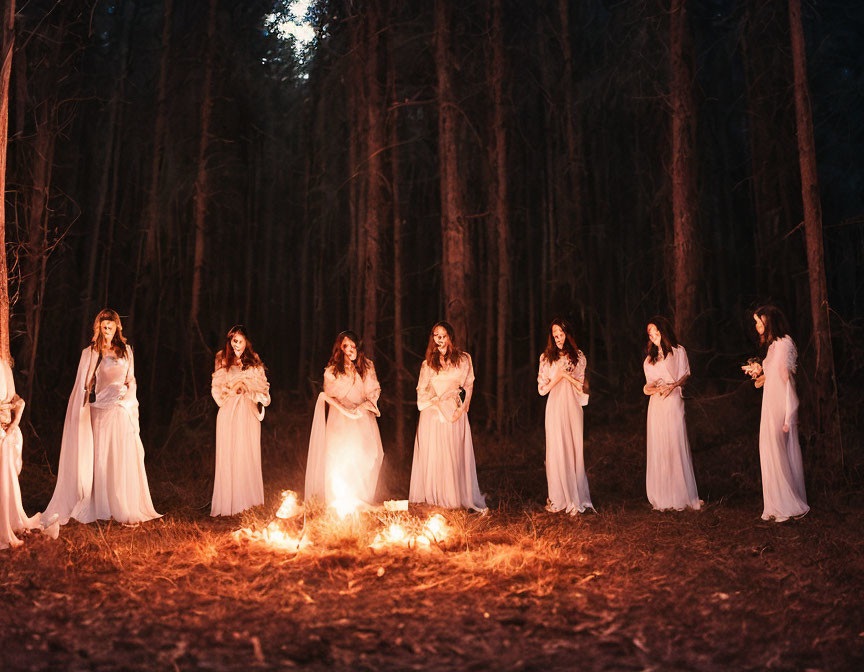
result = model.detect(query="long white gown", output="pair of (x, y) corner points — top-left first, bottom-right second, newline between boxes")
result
(210, 364), (270, 516)
(305, 363), (383, 506)
(43, 346), (160, 525)
(409, 354), (486, 511)
(643, 346), (700, 511)
(759, 336), (808, 521)
(0, 361), (45, 549)
(538, 351), (593, 514)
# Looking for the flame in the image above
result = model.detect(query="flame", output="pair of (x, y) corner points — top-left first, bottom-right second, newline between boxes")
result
(263, 521), (303, 551)
(327, 472), (365, 518)
(423, 513), (448, 541)
(370, 514), (450, 550)
(275, 490), (301, 519)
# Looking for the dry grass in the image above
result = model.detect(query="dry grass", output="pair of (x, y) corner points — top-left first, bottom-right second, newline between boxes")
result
(2, 393), (863, 671)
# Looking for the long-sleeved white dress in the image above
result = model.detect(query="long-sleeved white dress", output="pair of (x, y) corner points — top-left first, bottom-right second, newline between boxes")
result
(759, 336), (808, 521)
(210, 363), (271, 516)
(0, 360), (44, 549)
(538, 351), (593, 514)
(43, 346), (161, 525)
(305, 363), (383, 506)
(643, 346), (700, 511)
(409, 354), (486, 511)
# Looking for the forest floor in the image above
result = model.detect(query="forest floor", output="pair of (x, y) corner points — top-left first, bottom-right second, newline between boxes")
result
(2, 384), (863, 671)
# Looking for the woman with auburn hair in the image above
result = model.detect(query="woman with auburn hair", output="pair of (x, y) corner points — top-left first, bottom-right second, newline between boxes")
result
(43, 309), (160, 526)
(741, 305), (808, 521)
(305, 331), (383, 508)
(210, 325), (271, 516)
(537, 318), (593, 515)
(409, 322), (486, 512)
(642, 316), (700, 511)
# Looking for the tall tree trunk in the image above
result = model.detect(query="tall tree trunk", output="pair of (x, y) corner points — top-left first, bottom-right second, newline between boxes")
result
(557, 0), (584, 309)
(143, 0), (172, 275)
(435, 0), (469, 343)
(21, 103), (55, 402)
(363, 3), (383, 359)
(80, 91), (119, 340)
(669, 0), (700, 345)
(388, 20), (407, 459)
(788, 0), (842, 466)
(0, 0), (13, 365)
(489, 0), (510, 432)
(189, 0), (217, 343)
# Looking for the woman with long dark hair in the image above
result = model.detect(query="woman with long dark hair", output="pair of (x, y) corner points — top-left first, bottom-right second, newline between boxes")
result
(210, 325), (271, 516)
(409, 322), (486, 511)
(537, 318), (593, 514)
(642, 316), (700, 511)
(741, 306), (808, 521)
(43, 309), (160, 525)
(305, 331), (383, 508)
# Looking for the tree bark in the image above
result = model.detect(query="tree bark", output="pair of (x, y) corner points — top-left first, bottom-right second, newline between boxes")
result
(388, 17), (407, 460)
(489, 0), (510, 431)
(435, 0), (469, 343)
(0, 0), (14, 365)
(669, 0), (700, 345)
(788, 0), (842, 464)
(189, 0), (217, 339)
(363, 3), (384, 359)
(22, 103), (54, 402)
(143, 0), (172, 274)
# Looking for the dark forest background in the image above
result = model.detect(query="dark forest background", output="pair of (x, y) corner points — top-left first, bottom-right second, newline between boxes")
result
(3, 0), (863, 472)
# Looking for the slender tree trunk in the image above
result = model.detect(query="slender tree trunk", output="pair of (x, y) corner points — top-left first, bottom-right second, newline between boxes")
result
(489, 0), (510, 431)
(388, 22), (407, 459)
(669, 0), (700, 345)
(363, 4), (384, 359)
(80, 92), (119, 340)
(22, 104), (54, 402)
(788, 0), (842, 465)
(189, 0), (217, 341)
(143, 0), (172, 274)
(435, 0), (469, 343)
(0, 0), (13, 365)
(557, 0), (584, 306)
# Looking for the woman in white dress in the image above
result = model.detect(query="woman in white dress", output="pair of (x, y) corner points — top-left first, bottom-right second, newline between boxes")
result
(642, 316), (700, 511)
(1, 359), (53, 549)
(742, 306), (808, 522)
(305, 331), (383, 507)
(409, 322), (486, 512)
(43, 309), (160, 526)
(210, 325), (271, 516)
(537, 318), (593, 515)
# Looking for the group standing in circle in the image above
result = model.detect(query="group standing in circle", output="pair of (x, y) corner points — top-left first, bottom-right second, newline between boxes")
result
(1, 303), (812, 549)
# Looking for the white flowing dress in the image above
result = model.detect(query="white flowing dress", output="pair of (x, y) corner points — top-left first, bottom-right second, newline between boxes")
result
(0, 361), (45, 549)
(211, 364), (270, 516)
(409, 354), (486, 511)
(643, 346), (700, 511)
(759, 336), (808, 521)
(43, 346), (160, 525)
(305, 363), (383, 506)
(538, 351), (593, 514)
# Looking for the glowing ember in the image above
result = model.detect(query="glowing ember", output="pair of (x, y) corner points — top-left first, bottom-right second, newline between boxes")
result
(370, 513), (451, 550)
(423, 513), (448, 541)
(275, 490), (301, 519)
(232, 521), (308, 553)
(371, 522), (409, 548)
